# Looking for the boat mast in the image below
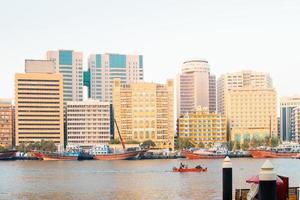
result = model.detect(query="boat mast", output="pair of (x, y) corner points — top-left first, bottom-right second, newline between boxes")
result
(114, 118), (126, 150)
(269, 115), (272, 147)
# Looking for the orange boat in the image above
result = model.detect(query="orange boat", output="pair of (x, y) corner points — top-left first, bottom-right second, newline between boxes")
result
(249, 142), (300, 158)
(249, 149), (273, 158)
(271, 152), (298, 158)
(249, 149), (299, 158)
(173, 167), (208, 172)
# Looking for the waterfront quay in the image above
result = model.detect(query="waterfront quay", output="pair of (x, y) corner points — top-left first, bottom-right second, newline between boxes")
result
(0, 158), (299, 200)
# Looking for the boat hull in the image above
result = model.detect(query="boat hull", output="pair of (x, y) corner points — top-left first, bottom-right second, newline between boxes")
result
(0, 150), (16, 160)
(272, 152), (297, 158)
(249, 150), (299, 158)
(249, 150), (273, 158)
(43, 156), (78, 161)
(31, 151), (78, 161)
(94, 150), (145, 160)
(184, 151), (225, 159)
(173, 167), (208, 172)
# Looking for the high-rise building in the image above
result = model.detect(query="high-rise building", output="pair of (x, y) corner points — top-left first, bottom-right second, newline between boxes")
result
(176, 60), (216, 117)
(227, 87), (277, 142)
(47, 50), (83, 102)
(87, 53), (143, 102)
(15, 60), (64, 147)
(277, 117), (281, 139)
(66, 100), (110, 149)
(209, 74), (217, 113)
(280, 96), (300, 141)
(0, 99), (13, 148)
(291, 106), (300, 143)
(112, 79), (174, 149)
(178, 106), (226, 148)
(217, 70), (272, 115)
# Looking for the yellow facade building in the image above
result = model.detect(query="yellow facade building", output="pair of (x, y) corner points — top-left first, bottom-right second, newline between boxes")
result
(227, 87), (277, 142)
(15, 60), (64, 147)
(0, 99), (13, 148)
(217, 70), (272, 115)
(112, 79), (174, 150)
(178, 106), (226, 147)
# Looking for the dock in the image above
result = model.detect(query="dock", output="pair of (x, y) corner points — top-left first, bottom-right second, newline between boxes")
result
(235, 187), (299, 200)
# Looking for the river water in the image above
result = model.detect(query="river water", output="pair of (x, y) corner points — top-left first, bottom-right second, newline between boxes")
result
(0, 158), (299, 200)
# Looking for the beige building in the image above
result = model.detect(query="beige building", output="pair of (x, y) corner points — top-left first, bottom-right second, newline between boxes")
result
(113, 79), (174, 150)
(177, 60), (216, 116)
(15, 60), (64, 147)
(66, 100), (110, 149)
(0, 99), (13, 148)
(178, 106), (226, 148)
(227, 87), (277, 142)
(25, 60), (56, 74)
(217, 70), (272, 115)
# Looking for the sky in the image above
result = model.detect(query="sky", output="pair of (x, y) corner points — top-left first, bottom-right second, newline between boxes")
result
(1, 0), (300, 100)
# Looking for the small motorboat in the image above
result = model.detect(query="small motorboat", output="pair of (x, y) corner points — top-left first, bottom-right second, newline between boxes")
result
(172, 167), (208, 172)
(172, 164), (207, 172)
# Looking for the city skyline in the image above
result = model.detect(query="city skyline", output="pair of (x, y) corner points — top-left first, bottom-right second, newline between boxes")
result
(1, 2), (300, 200)
(1, 0), (300, 99)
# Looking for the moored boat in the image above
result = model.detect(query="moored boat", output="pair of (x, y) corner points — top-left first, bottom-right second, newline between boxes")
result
(42, 152), (79, 161)
(248, 149), (273, 158)
(92, 118), (147, 161)
(91, 144), (146, 160)
(184, 152), (226, 160)
(0, 150), (17, 160)
(31, 145), (83, 160)
(93, 149), (146, 160)
(184, 150), (226, 159)
(249, 142), (300, 158)
(183, 144), (228, 159)
(31, 151), (80, 161)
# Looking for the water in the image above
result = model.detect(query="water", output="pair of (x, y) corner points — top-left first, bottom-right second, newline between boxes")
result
(0, 158), (299, 200)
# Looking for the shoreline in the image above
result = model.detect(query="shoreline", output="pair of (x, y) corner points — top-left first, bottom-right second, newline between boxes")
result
(1, 154), (295, 161)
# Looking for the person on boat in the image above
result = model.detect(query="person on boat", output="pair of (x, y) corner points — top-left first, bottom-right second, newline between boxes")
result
(195, 165), (202, 169)
(180, 162), (184, 169)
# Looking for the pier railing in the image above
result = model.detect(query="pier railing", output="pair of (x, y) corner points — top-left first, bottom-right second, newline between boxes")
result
(235, 187), (299, 200)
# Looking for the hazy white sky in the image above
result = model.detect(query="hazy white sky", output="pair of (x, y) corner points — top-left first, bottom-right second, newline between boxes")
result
(1, 0), (300, 99)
